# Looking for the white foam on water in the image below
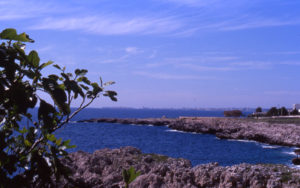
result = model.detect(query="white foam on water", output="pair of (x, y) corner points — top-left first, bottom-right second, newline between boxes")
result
(288, 164), (300, 169)
(228, 139), (258, 143)
(165, 129), (201, 135)
(283, 151), (296, 156)
(131, 123), (154, 127)
(69, 121), (79, 124)
(261, 145), (280, 149)
(166, 129), (186, 133)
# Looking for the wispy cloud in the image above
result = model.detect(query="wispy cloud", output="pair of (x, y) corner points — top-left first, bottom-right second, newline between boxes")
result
(125, 47), (141, 54)
(146, 55), (272, 72)
(279, 61), (300, 66)
(30, 15), (182, 36)
(162, 0), (220, 7)
(133, 71), (215, 80)
(219, 19), (300, 31)
(267, 51), (300, 55)
(178, 64), (235, 71)
(264, 91), (300, 96)
(0, 0), (67, 21)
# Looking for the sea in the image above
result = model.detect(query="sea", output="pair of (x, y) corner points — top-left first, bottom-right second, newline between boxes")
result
(51, 108), (298, 167)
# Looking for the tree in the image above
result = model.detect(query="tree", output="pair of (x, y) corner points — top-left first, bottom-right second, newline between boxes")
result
(291, 109), (299, 115)
(255, 107), (262, 113)
(224, 110), (243, 117)
(0, 28), (117, 187)
(279, 107), (288, 116)
(267, 107), (278, 116)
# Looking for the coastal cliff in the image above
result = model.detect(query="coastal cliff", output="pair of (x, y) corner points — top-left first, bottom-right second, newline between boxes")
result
(59, 146), (300, 188)
(78, 117), (300, 147)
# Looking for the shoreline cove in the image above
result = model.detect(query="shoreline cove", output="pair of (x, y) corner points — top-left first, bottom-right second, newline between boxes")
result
(77, 117), (300, 147)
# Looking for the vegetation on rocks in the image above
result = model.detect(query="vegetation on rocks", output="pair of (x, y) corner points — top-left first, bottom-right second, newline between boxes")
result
(223, 110), (243, 117)
(56, 146), (300, 188)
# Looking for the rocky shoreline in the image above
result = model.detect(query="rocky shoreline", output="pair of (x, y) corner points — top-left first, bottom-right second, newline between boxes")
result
(59, 146), (300, 188)
(77, 117), (300, 147)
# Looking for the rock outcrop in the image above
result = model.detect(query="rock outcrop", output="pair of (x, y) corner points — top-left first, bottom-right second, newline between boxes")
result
(77, 118), (174, 126)
(58, 147), (300, 188)
(168, 118), (300, 147)
(78, 117), (300, 147)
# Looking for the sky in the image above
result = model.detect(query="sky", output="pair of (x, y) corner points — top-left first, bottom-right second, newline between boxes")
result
(1, 0), (300, 108)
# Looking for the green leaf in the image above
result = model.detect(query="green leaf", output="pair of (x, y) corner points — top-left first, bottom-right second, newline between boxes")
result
(46, 134), (56, 142)
(75, 69), (88, 76)
(82, 77), (91, 85)
(80, 84), (89, 90)
(122, 167), (140, 187)
(28, 50), (40, 67)
(15, 32), (34, 42)
(19, 127), (28, 134)
(40, 61), (53, 69)
(91, 82), (103, 95)
(0, 28), (34, 42)
(0, 28), (17, 40)
(56, 138), (62, 145)
(104, 81), (115, 86)
(24, 139), (32, 147)
(128, 167), (140, 184)
(104, 90), (117, 101)
(53, 64), (61, 70)
(38, 100), (56, 121)
(67, 144), (76, 149)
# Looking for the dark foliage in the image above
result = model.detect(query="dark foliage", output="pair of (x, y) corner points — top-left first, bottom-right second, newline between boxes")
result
(267, 107), (279, 116)
(224, 110), (242, 117)
(290, 109), (299, 115)
(0, 28), (117, 187)
(278, 107), (288, 116)
(255, 107), (262, 113)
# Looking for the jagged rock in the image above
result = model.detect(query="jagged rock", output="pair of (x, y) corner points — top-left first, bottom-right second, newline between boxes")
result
(56, 146), (300, 188)
(168, 118), (300, 147)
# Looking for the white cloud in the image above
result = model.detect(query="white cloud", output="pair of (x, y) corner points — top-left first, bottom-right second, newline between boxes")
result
(148, 50), (157, 59)
(162, 0), (220, 7)
(133, 71), (214, 80)
(178, 64), (235, 71)
(220, 19), (300, 31)
(279, 61), (300, 66)
(125, 47), (140, 54)
(267, 51), (300, 55)
(264, 91), (300, 96)
(30, 15), (182, 36)
(0, 0), (65, 21)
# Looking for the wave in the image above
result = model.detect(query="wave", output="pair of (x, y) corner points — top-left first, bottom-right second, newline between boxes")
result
(165, 129), (200, 134)
(130, 124), (153, 127)
(69, 121), (80, 124)
(288, 164), (300, 169)
(282, 151), (296, 156)
(261, 145), (280, 149)
(166, 129), (186, 133)
(228, 139), (258, 143)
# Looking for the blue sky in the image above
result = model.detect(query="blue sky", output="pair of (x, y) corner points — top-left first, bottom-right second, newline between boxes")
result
(1, 0), (300, 108)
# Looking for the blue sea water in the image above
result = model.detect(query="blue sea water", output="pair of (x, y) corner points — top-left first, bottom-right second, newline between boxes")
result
(52, 108), (297, 167)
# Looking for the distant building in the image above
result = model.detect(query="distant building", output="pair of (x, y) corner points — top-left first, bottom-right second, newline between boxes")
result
(293, 104), (300, 112)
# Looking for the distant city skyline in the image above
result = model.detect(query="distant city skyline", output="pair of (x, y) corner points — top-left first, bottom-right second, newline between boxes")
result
(1, 0), (300, 108)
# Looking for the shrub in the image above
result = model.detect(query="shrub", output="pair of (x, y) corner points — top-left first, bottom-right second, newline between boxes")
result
(0, 28), (117, 187)
(224, 110), (242, 117)
(267, 107), (278, 116)
(279, 107), (288, 116)
(255, 107), (262, 113)
(290, 109), (299, 115)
